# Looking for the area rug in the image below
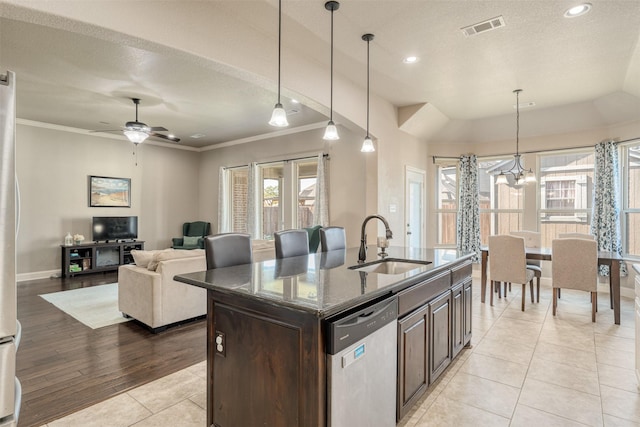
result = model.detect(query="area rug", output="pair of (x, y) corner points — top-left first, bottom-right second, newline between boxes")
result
(40, 283), (130, 329)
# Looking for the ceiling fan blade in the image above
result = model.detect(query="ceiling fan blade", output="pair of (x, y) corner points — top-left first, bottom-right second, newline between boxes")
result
(89, 129), (124, 133)
(148, 132), (181, 143)
(149, 126), (168, 132)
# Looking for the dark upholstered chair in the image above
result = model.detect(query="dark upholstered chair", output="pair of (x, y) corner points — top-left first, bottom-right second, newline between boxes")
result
(274, 229), (309, 259)
(320, 226), (346, 252)
(205, 233), (253, 269)
(172, 221), (211, 250)
(305, 225), (322, 253)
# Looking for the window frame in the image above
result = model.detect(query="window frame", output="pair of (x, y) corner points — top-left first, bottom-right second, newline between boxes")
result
(621, 140), (640, 259)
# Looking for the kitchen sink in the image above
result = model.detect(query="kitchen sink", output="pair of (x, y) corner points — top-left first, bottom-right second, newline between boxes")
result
(348, 258), (432, 275)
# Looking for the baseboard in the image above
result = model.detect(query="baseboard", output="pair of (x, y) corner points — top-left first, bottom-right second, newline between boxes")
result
(17, 269), (61, 283)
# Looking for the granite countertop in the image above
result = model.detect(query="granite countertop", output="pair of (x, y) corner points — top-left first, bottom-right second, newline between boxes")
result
(174, 246), (473, 318)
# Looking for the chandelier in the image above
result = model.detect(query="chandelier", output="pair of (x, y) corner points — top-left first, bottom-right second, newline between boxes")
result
(495, 89), (536, 186)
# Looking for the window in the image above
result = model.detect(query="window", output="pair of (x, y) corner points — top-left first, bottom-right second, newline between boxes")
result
(622, 142), (640, 258)
(435, 162), (457, 246)
(478, 158), (524, 245)
(538, 150), (594, 248)
(228, 167), (248, 233)
(224, 158), (319, 240)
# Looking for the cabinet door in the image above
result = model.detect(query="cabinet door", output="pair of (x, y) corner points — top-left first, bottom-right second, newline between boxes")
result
(463, 280), (473, 346)
(397, 304), (429, 421)
(429, 291), (451, 384)
(451, 283), (464, 357)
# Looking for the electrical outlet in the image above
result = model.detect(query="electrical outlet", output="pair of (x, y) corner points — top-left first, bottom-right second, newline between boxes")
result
(215, 331), (226, 357)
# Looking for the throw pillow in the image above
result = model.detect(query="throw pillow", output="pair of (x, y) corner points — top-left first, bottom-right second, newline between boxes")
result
(183, 235), (200, 246)
(131, 250), (157, 268)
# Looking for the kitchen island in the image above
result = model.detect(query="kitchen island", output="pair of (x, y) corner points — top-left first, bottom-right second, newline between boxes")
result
(175, 246), (473, 426)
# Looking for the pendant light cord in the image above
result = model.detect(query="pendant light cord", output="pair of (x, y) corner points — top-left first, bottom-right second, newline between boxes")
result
(329, 5), (334, 121)
(277, 0), (282, 104)
(366, 37), (370, 137)
(515, 89), (520, 156)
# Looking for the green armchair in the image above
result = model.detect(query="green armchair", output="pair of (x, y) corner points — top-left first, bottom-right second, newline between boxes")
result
(172, 221), (211, 250)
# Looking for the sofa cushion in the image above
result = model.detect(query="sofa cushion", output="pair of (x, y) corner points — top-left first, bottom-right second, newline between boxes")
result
(131, 250), (161, 268)
(147, 249), (204, 271)
(183, 235), (200, 246)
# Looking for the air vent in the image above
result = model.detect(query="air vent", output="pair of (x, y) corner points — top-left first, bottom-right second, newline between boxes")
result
(190, 133), (206, 139)
(287, 109), (300, 115)
(461, 16), (505, 37)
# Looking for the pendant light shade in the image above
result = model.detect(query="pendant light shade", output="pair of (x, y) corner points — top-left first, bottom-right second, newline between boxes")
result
(496, 89), (536, 184)
(323, 1), (340, 140)
(361, 33), (375, 152)
(269, 0), (288, 127)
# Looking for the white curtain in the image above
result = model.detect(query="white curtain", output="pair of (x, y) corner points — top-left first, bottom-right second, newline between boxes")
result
(591, 140), (627, 276)
(247, 162), (259, 239)
(456, 154), (480, 262)
(315, 153), (329, 226)
(217, 167), (230, 234)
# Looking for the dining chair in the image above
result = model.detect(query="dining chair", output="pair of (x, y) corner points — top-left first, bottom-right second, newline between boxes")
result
(552, 238), (598, 322)
(510, 230), (541, 302)
(319, 226), (346, 252)
(558, 232), (595, 240)
(274, 229), (309, 259)
(488, 235), (536, 310)
(205, 233), (253, 269)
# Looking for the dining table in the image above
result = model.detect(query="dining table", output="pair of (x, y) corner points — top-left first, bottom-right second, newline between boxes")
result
(480, 246), (623, 324)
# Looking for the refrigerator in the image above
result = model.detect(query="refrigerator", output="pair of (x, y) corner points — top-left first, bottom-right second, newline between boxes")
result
(0, 70), (21, 427)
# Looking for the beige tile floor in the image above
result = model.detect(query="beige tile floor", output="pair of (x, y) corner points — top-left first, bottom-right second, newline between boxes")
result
(45, 278), (638, 427)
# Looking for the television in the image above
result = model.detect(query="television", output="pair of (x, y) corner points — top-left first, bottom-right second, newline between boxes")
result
(92, 216), (138, 242)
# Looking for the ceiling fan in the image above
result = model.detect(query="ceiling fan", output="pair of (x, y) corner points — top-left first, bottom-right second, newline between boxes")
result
(91, 98), (180, 143)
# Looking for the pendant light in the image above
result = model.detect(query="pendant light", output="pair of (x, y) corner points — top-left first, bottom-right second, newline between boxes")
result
(269, 0), (289, 127)
(361, 33), (375, 152)
(495, 89), (536, 185)
(323, 1), (340, 140)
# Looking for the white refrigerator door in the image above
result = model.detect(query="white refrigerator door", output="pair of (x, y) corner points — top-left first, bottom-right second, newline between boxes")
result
(0, 70), (17, 339)
(0, 341), (16, 419)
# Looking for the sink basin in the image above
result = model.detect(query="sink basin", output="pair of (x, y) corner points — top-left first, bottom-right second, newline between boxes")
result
(348, 258), (432, 275)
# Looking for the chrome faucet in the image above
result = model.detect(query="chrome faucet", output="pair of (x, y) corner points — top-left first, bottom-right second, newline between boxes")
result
(358, 215), (393, 263)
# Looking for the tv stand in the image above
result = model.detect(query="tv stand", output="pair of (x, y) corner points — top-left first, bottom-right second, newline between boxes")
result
(61, 241), (145, 278)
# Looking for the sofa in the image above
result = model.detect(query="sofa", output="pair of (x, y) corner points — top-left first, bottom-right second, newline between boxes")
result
(118, 241), (276, 332)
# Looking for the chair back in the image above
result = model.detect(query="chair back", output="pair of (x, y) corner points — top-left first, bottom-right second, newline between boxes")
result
(510, 230), (541, 248)
(488, 235), (528, 284)
(305, 225), (322, 253)
(552, 238), (597, 291)
(320, 226), (346, 252)
(274, 229), (309, 259)
(184, 221), (211, 237)
(558, 232), (594, 240)
(205, 233), (252, 269)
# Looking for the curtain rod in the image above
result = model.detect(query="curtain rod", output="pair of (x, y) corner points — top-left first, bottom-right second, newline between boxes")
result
(224, 153), (329, 170)
(432, 137), (639, 163)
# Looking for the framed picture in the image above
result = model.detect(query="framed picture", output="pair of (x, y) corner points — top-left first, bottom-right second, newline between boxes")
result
(89, 176), (131, 207)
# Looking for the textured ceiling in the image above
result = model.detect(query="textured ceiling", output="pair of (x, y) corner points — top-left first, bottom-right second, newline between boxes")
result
(1, 0), (639, 148)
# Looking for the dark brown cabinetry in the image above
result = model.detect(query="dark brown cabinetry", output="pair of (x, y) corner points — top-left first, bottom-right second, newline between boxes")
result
(397, 303), (429, 420)
(396, 260), (472, 421)
(429, 290), (452, 383)
(61, 241), (144, 277)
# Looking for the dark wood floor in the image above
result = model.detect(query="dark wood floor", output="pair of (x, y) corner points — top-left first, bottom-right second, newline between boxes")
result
(16, 272), (206, 427)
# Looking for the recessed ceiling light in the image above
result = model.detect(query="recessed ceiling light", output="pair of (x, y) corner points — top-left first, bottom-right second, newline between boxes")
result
(291, 99), (300, 104)
(564, 3), (592, 18)
(403, 56), (419, 64)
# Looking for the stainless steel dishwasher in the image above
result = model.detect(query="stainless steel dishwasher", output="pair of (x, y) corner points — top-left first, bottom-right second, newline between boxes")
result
(326, 296), (398, 427)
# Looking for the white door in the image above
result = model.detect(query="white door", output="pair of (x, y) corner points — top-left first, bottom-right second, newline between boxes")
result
(405, 167), (426, 248)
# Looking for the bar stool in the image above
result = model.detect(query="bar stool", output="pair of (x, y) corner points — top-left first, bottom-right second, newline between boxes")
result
(274, 229), (309, 259)
(320, 226), (346, 252)
(205, 233), (253, 269)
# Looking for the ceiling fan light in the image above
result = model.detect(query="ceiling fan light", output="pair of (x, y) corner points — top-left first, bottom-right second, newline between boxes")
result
(269, 103), (289, 127)
(323, 120), (339, 140)
(495, 172), (508, 185)
(361, 136), (375, 152)
(124, 129), (149, 144)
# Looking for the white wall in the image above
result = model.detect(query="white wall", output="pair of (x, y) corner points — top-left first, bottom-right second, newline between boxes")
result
(16, 122), (201, 276)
